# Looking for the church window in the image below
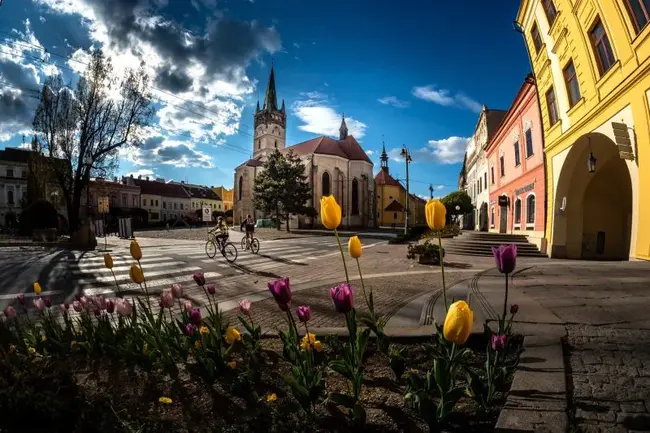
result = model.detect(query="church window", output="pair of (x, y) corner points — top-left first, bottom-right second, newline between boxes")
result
(351, 178), (359, 215)
(274, 140), (277, 148)
(322, 172), (331, 196)
(257, 140), (261, 149)
(238, 176), (243, 200)
(393, 213), (398, 220)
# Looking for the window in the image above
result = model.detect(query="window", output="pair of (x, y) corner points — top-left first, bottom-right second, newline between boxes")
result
(526, 195), (536, 224)
(274, 140), (277, 148)
(490, 207), (495, 227)
(174, 203), (177, 210)
(122, 194), (127, 206)
(351, 178), (359, 215)
(393, 212), (398, 220)
(590, 18), (616, 75)
(500, 155), (506, 177)
(514, 141), (521, 166)
(322, 172), (331, 197)
(180, 203), (184, 210)
(132, 195), (138, 207)
(546, 87), (559, 125)
(163, 202), (167, 209)
(563, 60), (581, 107)
(491, 166), (495, 184)
(21, 170), (27, 178)
(542, 0), (558, 26)
(143, 199), (147, 206)
(623, 0), (650, 33)
(514, 199), (522, 224)
(6, 169), (13, 178)
(525, 129), (534, 157)
(257, 140), (261, 149)
(238, 176), (243, 200)
(155, 200), (159, 206)
(484, 172), (487, 188)
(531, 23), (543, 53)
(7, 190), (14, 205)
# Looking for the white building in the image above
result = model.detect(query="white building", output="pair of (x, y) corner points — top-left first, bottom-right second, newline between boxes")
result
(132, 177), (191, 223)
(0, 148), (28, 227)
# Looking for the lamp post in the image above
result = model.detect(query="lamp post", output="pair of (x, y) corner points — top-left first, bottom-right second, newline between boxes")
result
(400, 145), (412, 235)
(455, 205), (460, 225)
(429, 184), (433, 199)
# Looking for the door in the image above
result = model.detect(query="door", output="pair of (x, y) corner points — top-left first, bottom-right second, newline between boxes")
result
(499, 206), (507, 233)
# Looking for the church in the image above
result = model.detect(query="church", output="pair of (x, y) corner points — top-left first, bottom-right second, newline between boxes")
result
(233, 66), (375, 229)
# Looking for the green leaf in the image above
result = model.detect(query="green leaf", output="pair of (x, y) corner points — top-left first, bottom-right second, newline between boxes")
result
(328, 360), (353, 380)
(283, 375), (309, 398)
(327, 392), (356, 408)
(433, 359), (448, 392)
(353, 403), (367, 426)
(356, 328), (371, 361)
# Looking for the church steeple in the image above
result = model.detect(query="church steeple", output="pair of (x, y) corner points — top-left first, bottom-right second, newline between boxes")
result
(253, 64), (286, 157)
(339, 114), (349, 140)
(380, 137), (389, 173)
(263, 64), (278, 111)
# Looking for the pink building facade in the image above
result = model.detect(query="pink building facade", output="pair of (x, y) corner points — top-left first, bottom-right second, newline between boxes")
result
(486, 76), (547, 252)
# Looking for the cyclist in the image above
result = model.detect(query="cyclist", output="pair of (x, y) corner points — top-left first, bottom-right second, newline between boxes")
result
(240, 214), (255, 247)
(210, 216), (229, 247)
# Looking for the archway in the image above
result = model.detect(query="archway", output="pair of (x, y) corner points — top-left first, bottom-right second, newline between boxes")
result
(552, 132), (633, 260)
(479, 202), (488, 231)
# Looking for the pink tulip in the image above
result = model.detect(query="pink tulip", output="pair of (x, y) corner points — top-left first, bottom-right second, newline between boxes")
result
(207, 284), (216, 295)
(193, 272), (205, 286)
(330, 283), (354, 314)
(95, 295), (107, 311)
(116, 299), (133, 317)
(268, 277), (291, 309)
(79, 296), (89, 308)
(183, 301), (193, 313)
(184, 323), (196, 337)
(17, 294), (25, 304)
(171, 283), (183, 299)
(238, 299), (251, 316)
(160, 290), (174, 309)
(491, 334), (507, 351)
(72, 301), (83, 313)
(58, 304), (67, 314)
(4, 306), (16, 319)
(296, 305), (312, 323)
(33, 298), (46, 312)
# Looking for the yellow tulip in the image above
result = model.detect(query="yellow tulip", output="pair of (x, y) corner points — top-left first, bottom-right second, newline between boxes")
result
(348, 236), (362, 259)
(224, 327), (241, 345)
(443, 300), (474, 345)
(194, 340), (201, 349)
(130, 240), (142, 260)
(300, 333), (323, 352)
(33, 282), (42, 295)
(227, 360), (237, 369)
(425, 199), (446, 230)
(199, 326), (209, 335)
(158, 397), (172, 404)
(266, 393), (278, 402)
(104, 253), (113, 269)
(320, 195), (341, 230)
(129, 264), (145, 284)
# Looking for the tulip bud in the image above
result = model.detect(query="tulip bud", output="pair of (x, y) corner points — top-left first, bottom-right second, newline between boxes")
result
(296, 305), (312, 323)
(160, 290), (174, 309)
(116, 299), (133, 317)
(33, 298), (46, 312)
(183, 301), (193, 313)
(425, 199), (446, 230)
(190, 308), (202, 325)
(268, 277), (291, 306)
(171, 283), (183, 299)
(184, 323), (196, 337)
(320, 195), (342, 230)
(129, 240), (142, 261)
(510, 304), (519, 315)
(207, 284), (216, 295)
(330, 283), (354, 314)
(348, 236), (362, 259)
(238, 299), (251, 316)
(443, 300), (474, 345)
(224, 327), (241, 345)
(3, 306), (16, 320)
(104, 253), (113, 269)
(193, 272), (205, 286)
(491, 334), (506, 351)
(129, 264), (145, 284)
(106, 299), (115, 314)
(491, 244), (517, 274)
(33, 282), (42, 295)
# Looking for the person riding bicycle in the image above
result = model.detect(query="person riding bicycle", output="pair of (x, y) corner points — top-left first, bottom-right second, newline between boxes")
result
(210, 216), (229, 247)
(240, 214), (255, 244)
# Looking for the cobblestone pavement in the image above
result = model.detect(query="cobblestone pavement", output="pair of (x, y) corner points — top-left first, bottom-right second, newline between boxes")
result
(134, 227), (312, 241)
(513, 262), (650, 433)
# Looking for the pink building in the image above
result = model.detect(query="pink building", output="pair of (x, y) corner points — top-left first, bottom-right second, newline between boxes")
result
(486, 75), (547, 252)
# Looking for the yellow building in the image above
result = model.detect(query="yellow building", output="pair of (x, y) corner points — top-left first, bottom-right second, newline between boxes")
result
(517, 0), (650, 260)
(212, 186), (233, 211)
(374, 144), (426, 227)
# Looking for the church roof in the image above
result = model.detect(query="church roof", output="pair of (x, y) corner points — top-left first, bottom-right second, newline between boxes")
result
(384, 200), (405, 212)
(374, 169), (401, 187)
(263, 65), (279, 112)
(236, 158), (265, 169)
(285, 135), (372, 163)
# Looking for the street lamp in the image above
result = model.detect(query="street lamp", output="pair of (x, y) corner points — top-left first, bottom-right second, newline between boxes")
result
(586, 135), (596, 174)
(455, 205), (460, 225)
(429, 184), (433, 199)
(400, 145), (412, 235)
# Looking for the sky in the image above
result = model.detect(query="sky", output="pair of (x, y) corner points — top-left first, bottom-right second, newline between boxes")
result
(0, 0), (530, 199)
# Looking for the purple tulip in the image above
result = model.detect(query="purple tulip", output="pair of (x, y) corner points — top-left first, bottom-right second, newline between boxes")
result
(33, 298), (46, 312)
(330, 283), (354, 314)
(160, 290), (174, 309)
(184, 323), (196, 337)
(296, 305), (312, 323)
(510, 304), (519, 315)
(4, 306), (16, 320)
(116, 299), (133, 317)
(491, 334), (507, 351)
(44, 298), (52, 308)
(17, 294), (25, 305)
(106, 299), (115, 314)
(193, 272), (205, 286)
(238, 299), (251, 316)
(171, 283), (183, 299)
(74, 293), (82, 302)
(268, 277), (292, 308)
(72, 301), (83, 313)
(491, 244), (517, 274)
(207, 284), (216, 295)
(190, 308), (202, 325)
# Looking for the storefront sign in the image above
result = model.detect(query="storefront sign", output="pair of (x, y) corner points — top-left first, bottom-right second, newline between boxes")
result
(515, 182), (534, 196)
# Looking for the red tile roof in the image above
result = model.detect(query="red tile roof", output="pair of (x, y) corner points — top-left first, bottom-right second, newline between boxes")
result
(384, 200), (405, 212)
(285, 135), (372, 163)
(184, 185), (222, 201)
(374, 169), (402, 187)
(132, 178), (191, 199)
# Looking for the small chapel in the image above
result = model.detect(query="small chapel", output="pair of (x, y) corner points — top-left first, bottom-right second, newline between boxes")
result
(233, 66), (375, 229)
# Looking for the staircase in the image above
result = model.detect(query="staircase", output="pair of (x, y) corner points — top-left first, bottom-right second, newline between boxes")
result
(441, 231), (547, 257)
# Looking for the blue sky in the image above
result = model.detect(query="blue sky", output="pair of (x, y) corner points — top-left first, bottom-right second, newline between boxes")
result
(0, 0), (529, 199)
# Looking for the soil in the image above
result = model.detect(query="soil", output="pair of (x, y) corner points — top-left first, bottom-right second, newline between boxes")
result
(0, 334), (522, 433)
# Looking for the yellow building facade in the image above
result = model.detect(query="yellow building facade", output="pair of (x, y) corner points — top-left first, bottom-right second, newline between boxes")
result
(212, 186), (233, 211)
(517, 0), (650, 260)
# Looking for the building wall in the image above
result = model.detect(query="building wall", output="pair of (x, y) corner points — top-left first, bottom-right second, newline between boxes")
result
(375, 183), (425, 227)
(517, 0), (649, 259)
(162, 197), (191, 221)
(0, 160), (27, 225)
(141, 194), (162, 222)
(212, 187), (233, 211)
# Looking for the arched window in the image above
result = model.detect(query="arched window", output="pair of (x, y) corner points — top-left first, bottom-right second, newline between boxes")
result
(514, 198), (522, 225)
(322, 172), (330, 197)
(526, 194), (536, 225)
(490, 207), (495, 227)
(257, 140), (261, 149)
(238, 176), (243, 200)
(274, 140), (277, 148)
(7, 190), (14, 205)
(351, 178), (359, 215)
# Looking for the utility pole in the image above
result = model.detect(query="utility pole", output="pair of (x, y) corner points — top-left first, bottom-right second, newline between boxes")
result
(400, 145), (412, 235)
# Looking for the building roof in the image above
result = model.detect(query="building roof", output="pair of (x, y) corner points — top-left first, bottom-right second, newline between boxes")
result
(285, 135), (372, 163)
(384, 200), (405, 212)
(132, 178), (191, 199)
(484, 108), (508, 141)
(183, 184), (222, 201)
(0, 148), (30, 163)
(374, 169), (401, 187)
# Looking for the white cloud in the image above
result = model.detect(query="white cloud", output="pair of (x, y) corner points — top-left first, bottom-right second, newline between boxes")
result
(412, 85), (482, 113)
(388, 137), (468, 164)
(365, 150), (374, 155)
(293, 42), (300, 48)
(126, 168), (157, 178)
(292, 91), (367, 139)
(378, 96), (409, 108)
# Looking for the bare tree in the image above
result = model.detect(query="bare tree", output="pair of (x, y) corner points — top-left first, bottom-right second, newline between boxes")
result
(33, 50), (154, 232)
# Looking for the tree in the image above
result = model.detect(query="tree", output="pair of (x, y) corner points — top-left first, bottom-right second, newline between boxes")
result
(32, 50), (154, 233)
(252, 149), (311, 232)
(441, 190), (473, 223)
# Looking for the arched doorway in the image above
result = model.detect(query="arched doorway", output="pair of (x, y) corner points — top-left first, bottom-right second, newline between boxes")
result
(479, 202), (488, 231)
(552, 132), (633, 260)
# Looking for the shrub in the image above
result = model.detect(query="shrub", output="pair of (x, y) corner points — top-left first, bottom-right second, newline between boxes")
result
(18, 200), (58, 235)
(406, 241), (445, 264)
(420, 224), (461, 240)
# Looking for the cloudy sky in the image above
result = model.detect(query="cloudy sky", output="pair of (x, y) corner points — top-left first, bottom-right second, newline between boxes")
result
(0, 0), (529, 198)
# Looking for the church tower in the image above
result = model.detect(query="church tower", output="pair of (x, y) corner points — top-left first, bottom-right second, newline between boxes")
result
(380, 139), (389, 173)
(339, 115), (348, 140)
(253, 65), (286, 158)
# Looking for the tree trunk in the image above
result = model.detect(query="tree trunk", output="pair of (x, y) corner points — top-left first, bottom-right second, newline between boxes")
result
(68, 189), (83, 233)
(276, 207), (281, 230)
(286, 213), (291, 232)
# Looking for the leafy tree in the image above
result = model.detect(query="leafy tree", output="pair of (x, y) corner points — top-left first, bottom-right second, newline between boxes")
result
(252, 149), (311, 232)
(32, 50), (154, 233)
(441, 190), (473, 222)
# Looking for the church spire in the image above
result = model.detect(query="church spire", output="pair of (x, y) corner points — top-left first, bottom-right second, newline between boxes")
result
(339, 114), (348, 140)
(380, 136), (389, 173)
(263, 63), (278, 111)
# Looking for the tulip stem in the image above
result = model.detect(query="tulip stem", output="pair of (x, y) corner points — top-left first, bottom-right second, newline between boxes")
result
(334, 230), (350, 283)
(111, 270), (122, 297)
(355, 258), (371, 314)
(502, 274), (509, 334)
(437, 231), (448, 312)
(137, 260), (152, 311)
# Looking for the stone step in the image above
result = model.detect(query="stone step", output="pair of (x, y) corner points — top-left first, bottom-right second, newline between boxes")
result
(444, 239), (541, 248)
(459, 233), (530, 242)
(443, 247), (547, 258)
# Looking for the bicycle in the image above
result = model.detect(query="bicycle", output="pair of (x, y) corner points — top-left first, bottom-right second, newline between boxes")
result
(240, 233), (260, 254)
(205, 233), (238, 263)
